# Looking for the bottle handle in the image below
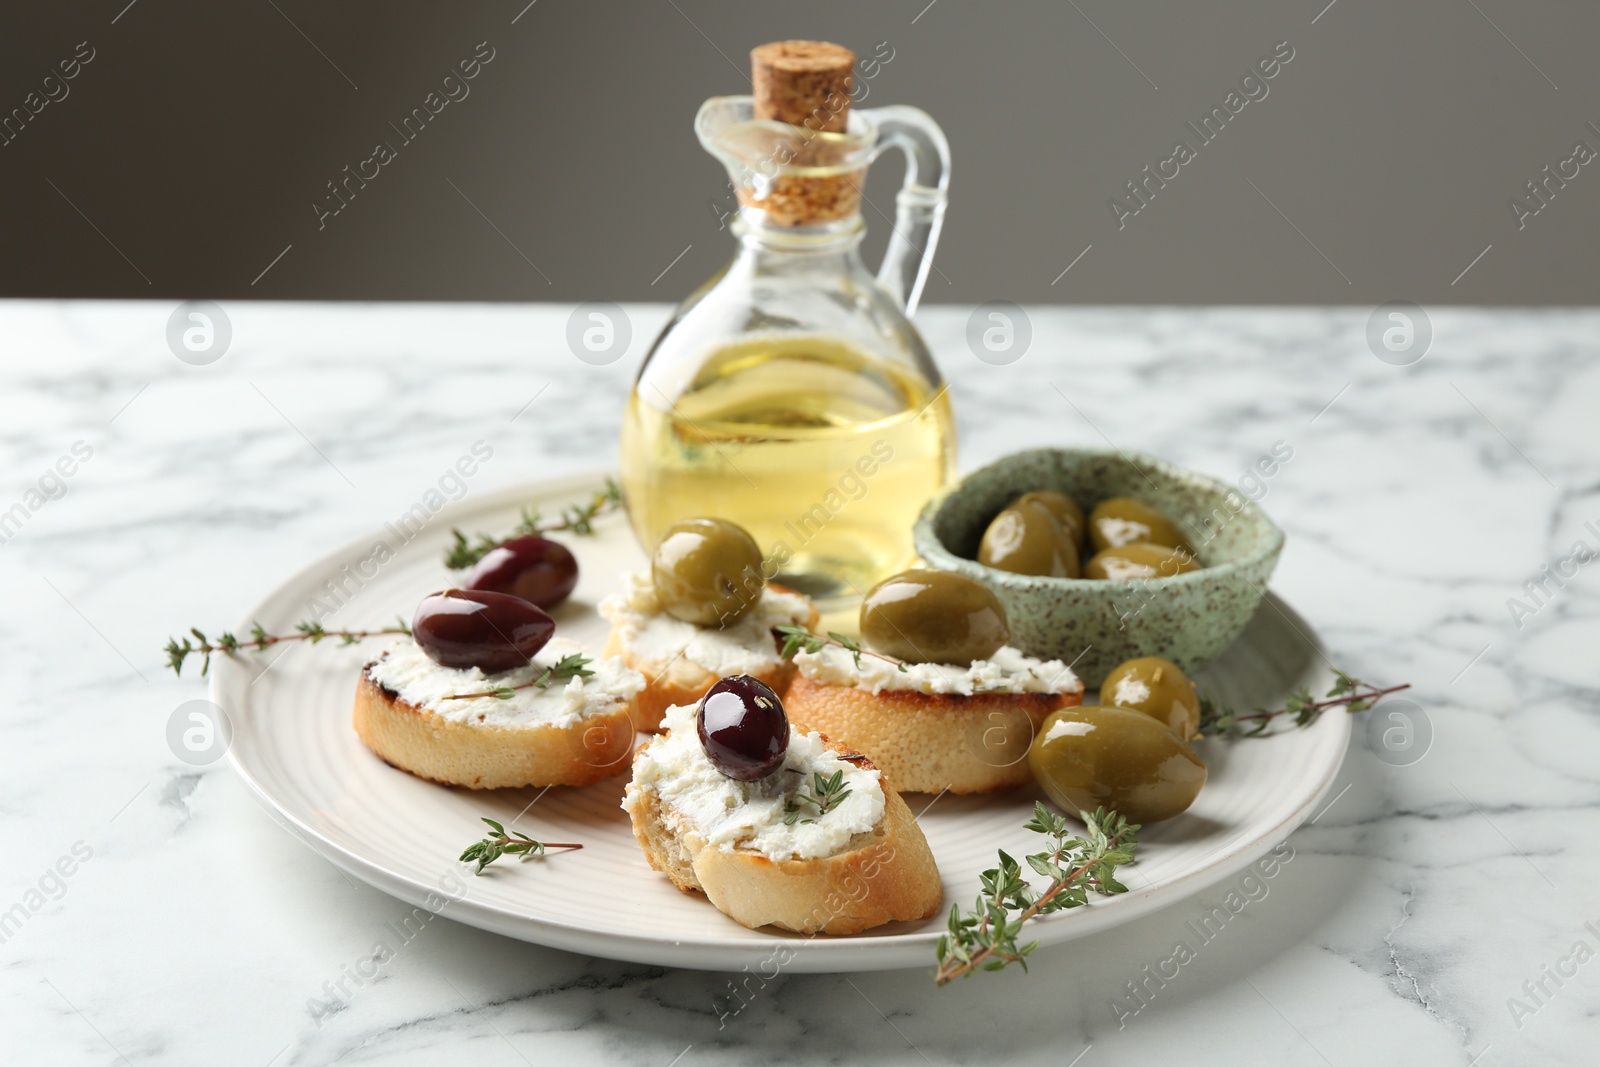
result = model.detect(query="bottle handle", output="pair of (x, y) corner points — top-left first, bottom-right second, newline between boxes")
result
(861, 105), (949, 317)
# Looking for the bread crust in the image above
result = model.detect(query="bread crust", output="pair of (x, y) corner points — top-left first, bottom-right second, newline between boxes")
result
(783, 675), (1083, 794)
(352, 670), (637, 789)
(607, 584), (818, 732)
(625, 734), (942, 934)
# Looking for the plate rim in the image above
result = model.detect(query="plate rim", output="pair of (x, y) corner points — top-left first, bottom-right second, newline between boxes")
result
(216, 468), (1351, 973)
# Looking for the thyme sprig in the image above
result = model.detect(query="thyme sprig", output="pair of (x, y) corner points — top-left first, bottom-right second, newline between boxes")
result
(164, 618), (413, 677)
(1199, 669), (1411, 737)
(442, 653), (595, 701)
(444, 478), (623, 569)
(783, 769), (853, 825)
(459, 817), (581, 874)
(935, 804), (1138, 985)
(773, 625), (909, 672)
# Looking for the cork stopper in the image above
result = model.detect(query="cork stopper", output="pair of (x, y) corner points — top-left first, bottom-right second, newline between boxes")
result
(751, 40), (856, 132)
(743, 40), (862, 226)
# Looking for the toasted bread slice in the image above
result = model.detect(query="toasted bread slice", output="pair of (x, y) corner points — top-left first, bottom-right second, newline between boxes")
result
(783, 675), (1083, 794)
(624, 722), (942, 934)
(352, 641), (644, 789)
(602, 580), (819, 731)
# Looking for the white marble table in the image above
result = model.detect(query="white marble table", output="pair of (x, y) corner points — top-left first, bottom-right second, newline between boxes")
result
(2, 301), (1595, 1066)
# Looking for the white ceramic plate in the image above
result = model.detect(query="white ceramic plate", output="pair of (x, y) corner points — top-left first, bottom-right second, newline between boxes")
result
(217, 471), (1350, 973)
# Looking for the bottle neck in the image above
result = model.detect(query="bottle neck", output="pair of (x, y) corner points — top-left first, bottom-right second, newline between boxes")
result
(731, 207), (866, 257)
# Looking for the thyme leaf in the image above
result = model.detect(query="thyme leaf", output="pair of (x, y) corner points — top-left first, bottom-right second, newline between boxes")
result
(1198, 669), (1411, 737)
(459, 817), (581, 874)
(772, 626), (909, 672)
(442, 653), (595, 701)
(934, 804), (1138, 985)
(164, 617), (412, 676)
(782, 769), (853, 825)
(443, 478), (623, 569)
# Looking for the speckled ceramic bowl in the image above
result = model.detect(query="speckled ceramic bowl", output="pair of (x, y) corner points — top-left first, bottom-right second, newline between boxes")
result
(913, 448), (1285, 688)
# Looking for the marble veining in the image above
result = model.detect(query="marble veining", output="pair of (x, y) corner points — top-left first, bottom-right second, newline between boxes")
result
(0, 301), (1596, 1066)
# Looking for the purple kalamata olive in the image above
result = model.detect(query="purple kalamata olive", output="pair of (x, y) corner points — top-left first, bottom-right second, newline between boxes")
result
(465, 535), (579, 610)
(412, 589), (554, 673)
(697, 675), (789, 781)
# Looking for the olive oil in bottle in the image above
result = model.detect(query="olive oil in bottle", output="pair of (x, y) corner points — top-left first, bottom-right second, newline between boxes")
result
(619, 335), (956, 604)
(624, 47), (956, 607)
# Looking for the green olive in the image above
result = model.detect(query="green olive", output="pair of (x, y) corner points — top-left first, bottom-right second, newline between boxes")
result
(859, 568), (1010, 665)
(978, 500), (1080, 578)
(1013, 490), (1085, 545)
(1084, 543), (1200, 580)
(1088, 497), (1193, 554)
(1100, 656), (1200, 740)
(651, 517), (765, 627)
(1028, 706), (1206, 824)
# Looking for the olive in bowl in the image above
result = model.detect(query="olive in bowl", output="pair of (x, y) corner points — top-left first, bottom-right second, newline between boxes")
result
(912, 447), (1285, 686)
(1088, 497), (1193, 555)
(1013, 490), (1085, 545)
(1084, 543), (1199, 581)
(978, 498), (1080, 578)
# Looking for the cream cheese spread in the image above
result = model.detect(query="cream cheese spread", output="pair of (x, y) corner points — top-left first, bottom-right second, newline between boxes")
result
(794, 642), (1081, 697)
(365, 637), (643, 729)
(626, 702), (885, 861)
(599, 571), (811, 675)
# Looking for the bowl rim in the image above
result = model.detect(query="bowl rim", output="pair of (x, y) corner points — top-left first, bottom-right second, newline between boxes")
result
(913, 447), (1286, 593)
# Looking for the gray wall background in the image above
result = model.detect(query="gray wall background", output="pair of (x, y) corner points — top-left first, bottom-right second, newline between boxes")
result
(2, 1), (1596, 305)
